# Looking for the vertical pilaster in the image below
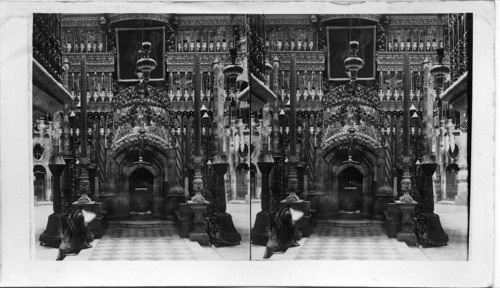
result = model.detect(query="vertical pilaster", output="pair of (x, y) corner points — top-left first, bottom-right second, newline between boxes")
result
(77, 55), (91, 203)
(284, 55), (299, 202)
(399, 54), (414, 202)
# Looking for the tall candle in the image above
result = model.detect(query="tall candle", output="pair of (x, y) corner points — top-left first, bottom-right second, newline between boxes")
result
(108, 73), (112, 92)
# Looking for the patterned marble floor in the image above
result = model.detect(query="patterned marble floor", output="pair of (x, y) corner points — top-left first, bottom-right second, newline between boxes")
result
(294, 226), (404, 260)
(35, 203), (468, 261)
(88, 227), (197, 261)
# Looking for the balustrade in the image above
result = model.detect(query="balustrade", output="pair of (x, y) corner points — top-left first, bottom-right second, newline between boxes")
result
(447, 13), (469, 83)
(33, 14), (63, 82)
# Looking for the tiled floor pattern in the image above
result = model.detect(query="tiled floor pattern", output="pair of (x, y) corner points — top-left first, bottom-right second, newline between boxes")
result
(88, 227), (197, 261)
(35, 203), (468, 261)
(294, 226), (404, 260)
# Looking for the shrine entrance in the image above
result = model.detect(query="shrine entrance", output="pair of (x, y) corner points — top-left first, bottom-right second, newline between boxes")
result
(338, 167), (363, 213)
(129, 168), (154, 213)
(322, 142), (381, 220)
(109, 141), (171, 219)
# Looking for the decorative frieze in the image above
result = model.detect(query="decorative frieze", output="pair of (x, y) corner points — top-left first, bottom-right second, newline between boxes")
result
(265, 14), (312, 26)
(109, 13), (172, 26)
(64, 53), (115, 73)
(321, 14), (380, 23)
(166, 52), (240, 72)
(389, 15), (448, 26)
(377, 51), (449, 71)
(61, 14), (102, 28)
(271, 51), (325, 71)
(177, 15), (245, 27)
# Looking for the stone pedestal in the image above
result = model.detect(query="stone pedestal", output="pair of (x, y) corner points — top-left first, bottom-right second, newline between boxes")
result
(373, 186), (395, 221)
(187, 200), (210, 246)
(40, 155), (66, 247)
(251, 211), (271, 245)
(166, 186), (186, 221)
(396, 200), (418, 246)
(251, 150), (274, 246)
(384, 202), (402, 238)
(39, 213), (64, 248)
(177, 203), (193, 238)
(72, 201), (104, 239)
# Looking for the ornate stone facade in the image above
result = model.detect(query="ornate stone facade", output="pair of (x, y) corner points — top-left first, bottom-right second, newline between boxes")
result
(34, 13), (469, 226)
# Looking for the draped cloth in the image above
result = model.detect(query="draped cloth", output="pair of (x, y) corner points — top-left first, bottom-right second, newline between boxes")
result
(416, 212), (449, 247)
(263, 207), (300, 259)
(56, 209), (92, 260)
(207, 212), (242, 247)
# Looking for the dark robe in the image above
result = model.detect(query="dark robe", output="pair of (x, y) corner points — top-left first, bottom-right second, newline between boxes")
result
(56, 209), (92, 260)
(263, 207), (300, 259)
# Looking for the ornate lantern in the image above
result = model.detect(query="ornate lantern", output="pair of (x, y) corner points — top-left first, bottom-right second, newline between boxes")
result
(223, 48), (244, 78)
(136, 42), (157, 82)
(344, 41), (365, 82)
(430, 48), (450, 91)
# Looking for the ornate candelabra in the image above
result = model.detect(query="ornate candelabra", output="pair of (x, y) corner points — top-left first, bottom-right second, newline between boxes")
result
(413, 48), (450, 247)
(395, 53), (418, 246)
(39, 145), (67, 247)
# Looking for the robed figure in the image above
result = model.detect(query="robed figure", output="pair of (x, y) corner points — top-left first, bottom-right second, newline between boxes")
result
(56, 209), (93, 260)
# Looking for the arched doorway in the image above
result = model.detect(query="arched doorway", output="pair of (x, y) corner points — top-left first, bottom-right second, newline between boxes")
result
(445, 165), (458, 200)
(34, 165), (46, 201)
(236, 163), (248, 200)
(250, 164), (257, 199)
(129, 168), (154, 213)
(338, 167), (363, 212)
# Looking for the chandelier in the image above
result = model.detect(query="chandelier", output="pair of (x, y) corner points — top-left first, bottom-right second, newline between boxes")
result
(344, 41), (365, 82)
(136, 41), (157, 82)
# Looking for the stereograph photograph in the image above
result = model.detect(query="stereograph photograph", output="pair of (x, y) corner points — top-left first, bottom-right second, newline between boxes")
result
(0, 1), (496, 287)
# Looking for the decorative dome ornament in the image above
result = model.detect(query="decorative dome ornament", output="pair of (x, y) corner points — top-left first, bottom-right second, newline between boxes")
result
(344, 41), (365, 82)
(430, 48), (450, 90)
(136, 42), (157, 82)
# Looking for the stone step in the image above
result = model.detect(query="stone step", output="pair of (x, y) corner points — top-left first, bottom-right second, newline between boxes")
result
(107, 220), (175, 229)
(321, 219), (384, 228)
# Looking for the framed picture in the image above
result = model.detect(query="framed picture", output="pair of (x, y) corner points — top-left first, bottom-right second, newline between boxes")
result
(116, 27), (165, 82)
(327, 26), (376, 81)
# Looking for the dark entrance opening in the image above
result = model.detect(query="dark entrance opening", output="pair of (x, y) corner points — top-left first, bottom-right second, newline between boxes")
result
(250, 164), (257, 199)
(338, 167), (363, 212)
(236, 163), (248, 200)
(34, 165), (46, 201)
(129, 168), (154, 213)
(446, 166), (458, 200)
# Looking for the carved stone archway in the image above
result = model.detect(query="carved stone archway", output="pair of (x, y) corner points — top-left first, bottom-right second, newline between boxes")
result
(322, 143), (381, 219)
(107, 140), (172, 219)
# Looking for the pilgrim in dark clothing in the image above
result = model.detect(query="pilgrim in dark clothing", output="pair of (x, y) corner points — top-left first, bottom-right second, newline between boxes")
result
(56, 209), (92, 261)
